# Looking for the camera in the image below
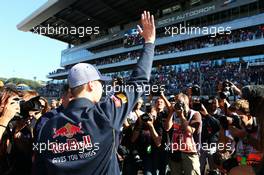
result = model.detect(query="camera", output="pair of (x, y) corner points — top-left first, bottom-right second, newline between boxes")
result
(174, 101), (185, 111)
(218, 114), (242, 130)
(118, 145), (130, 159)
(15, 96), (42, 120)
(190, 85), (204, 111)
(219, 80), (233, 99)
(168, 95), (176, 104)
(207, 170), (221, 175)
(192, 97), (209, 111)
(131, 150), (142, 164)
(219, 91), (231, 99)
(141, 103), (152, 122)
(141, 113), (152, 122)
(192, 101), (202, 111)
(191, 84), (200, 96)
(117, 146), (142, 164)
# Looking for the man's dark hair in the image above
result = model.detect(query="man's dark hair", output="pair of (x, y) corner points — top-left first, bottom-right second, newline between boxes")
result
(241, 85), (264, 117)
(70, 84), (86, 97)
(60, 84), (70, 97)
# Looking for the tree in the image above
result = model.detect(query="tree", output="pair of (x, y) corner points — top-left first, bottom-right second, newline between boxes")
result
(5, 78), (42, 89)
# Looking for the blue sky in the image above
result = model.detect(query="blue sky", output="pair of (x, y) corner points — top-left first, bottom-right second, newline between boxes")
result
(0, 0), (66, 81)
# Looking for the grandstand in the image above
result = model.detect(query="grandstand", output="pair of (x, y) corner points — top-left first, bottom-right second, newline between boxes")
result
(17, 0), (264, 96)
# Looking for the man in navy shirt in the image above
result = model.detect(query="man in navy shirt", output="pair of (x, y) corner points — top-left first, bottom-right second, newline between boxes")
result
(33, 11), (156, 175)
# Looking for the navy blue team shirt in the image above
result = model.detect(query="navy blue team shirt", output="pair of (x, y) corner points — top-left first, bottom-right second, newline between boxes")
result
(33, 43), (155, 175)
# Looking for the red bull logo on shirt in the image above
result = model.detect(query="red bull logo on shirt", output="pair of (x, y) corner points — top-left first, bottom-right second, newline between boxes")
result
(53, 123), (84, 138)
(48, 123), (100, 154)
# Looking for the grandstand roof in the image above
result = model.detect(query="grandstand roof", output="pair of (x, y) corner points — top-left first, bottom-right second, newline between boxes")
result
(17, 0), (178, 44)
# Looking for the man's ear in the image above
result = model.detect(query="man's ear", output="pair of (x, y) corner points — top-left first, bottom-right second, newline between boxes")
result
(86, 82), (93, 92)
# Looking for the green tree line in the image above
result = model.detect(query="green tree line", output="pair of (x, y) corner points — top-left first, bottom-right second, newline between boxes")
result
(0, 77), (42, 89)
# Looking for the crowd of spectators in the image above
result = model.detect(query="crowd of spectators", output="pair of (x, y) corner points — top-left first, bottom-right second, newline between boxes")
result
(43, 58), (264, 99)
(91, 51), (141, 66)
(155, 25), (264, 55)
(108, 59), (264, 96)
(123, 33), (144, 47)
(48, 25), (264, 76)
(150, 60), (264, 95)
(37, 83), (64, 98)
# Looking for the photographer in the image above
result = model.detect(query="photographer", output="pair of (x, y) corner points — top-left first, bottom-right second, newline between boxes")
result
(152, 93), (172, 175)
(197, 98), (221, 175)
(229, 85), (264, 175)
(0, 86), (32, 175)
(131, 105), (162, 175)
(228, 100), (262, 167)
(0, 87), (20, 141)
(121, 98), (144, 175)
(165, 93), (202, 175)
(216, 80), (239, 115)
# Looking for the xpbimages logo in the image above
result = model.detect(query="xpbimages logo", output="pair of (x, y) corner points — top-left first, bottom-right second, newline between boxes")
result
(33, 135), (100, 154)
(165, 142), (232, 153)
(32, 24), (100, 37)
(164, 24), (232, 37)
(103, 84), (166, 96)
